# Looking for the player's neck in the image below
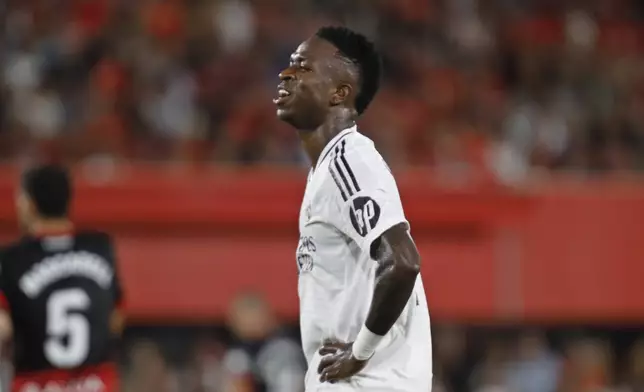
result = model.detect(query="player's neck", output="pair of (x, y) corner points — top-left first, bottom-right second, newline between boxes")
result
(299, 115), (355, 169)
(28, 219), (74, 236)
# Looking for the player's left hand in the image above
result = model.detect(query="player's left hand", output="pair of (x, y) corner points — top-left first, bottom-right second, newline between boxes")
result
(317, 339), (369, 383)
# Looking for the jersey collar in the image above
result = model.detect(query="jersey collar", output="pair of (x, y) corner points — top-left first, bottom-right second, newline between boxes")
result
(31, 225), (75, 238)
(315, 125), (357, 172)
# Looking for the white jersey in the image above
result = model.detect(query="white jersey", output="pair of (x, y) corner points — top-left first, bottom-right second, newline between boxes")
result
(296, 126), (432, 391)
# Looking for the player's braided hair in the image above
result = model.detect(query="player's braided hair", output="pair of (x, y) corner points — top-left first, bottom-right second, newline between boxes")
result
(316, 26), (382, 115)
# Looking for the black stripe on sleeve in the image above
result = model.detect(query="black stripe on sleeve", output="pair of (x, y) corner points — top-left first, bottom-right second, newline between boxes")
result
(339, 140), (360, 193)
(319, 132), (352, 168)
(328, 161), (349, 201)
(332, 146), (354, 198)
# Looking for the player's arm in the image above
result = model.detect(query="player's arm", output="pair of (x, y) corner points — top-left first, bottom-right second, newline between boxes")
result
(0, 252), (12, 343)
(110, 264), (125, 337)
(318, 151), (420, 382)
(0, 307), (12, 363)
(105, 236), (126, 336)
(0, 298), (12, 363)
(0, 258), (13, 364)
(0, 310), (12, 343)
(319, 225), (420, 383)
(362, 221), (420, 336)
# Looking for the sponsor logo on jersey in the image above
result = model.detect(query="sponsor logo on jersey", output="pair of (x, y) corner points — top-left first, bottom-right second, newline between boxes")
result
(296, 236), (316, 274)
(349, 196), (381, 237)
(19, 251), (113, 299)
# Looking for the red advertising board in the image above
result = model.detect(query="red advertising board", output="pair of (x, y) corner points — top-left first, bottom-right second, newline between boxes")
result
(0, 165), (642, 323)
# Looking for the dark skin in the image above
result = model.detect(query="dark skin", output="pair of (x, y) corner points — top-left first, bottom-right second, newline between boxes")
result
(274, 37), (360, 165)
(275, 36), (422, 383)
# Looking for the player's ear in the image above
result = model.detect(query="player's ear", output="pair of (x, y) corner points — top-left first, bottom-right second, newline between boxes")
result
(330, 84), (352, 106)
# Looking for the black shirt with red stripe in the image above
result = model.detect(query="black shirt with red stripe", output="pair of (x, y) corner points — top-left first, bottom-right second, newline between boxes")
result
(0, 230), (123, 375)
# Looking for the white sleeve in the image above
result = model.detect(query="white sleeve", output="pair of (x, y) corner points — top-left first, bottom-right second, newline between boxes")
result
(326, 145), (408, 254)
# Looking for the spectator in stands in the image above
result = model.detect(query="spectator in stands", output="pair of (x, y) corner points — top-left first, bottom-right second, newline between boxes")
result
(504, 331), (562, 392)
(222, 291), (305, 392)
(559, 338), (616, 392)
(2, 0), (644, 174)
(123, 339), (179, 392)
(470, 339), (510, 392)
(617, 338), (644, 392)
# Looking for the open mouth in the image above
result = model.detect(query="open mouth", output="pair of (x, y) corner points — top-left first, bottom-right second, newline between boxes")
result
(273, 88), (292, 105)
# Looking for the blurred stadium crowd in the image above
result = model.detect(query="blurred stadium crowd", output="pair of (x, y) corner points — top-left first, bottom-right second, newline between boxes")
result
(3, 0), (644, 176)
(116, 293), (644, 392)
(3, 0), (644, 391)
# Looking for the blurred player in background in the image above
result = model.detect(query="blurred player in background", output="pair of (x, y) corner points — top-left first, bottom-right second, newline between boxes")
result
(222, 291), (305, 392)
(275, 26), (432, 391)
(0, 165), (125, 392)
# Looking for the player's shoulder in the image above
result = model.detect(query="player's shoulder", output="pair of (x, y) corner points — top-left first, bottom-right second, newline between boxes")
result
(324, 131), (394, 195)
(74, 230), (113, 245)
(340, 130), (385, 161)
(74, 230), (116, 258)
(0, 237), (47, 282)
(0, 230), (113, 264)
(0, 237), (41, 264)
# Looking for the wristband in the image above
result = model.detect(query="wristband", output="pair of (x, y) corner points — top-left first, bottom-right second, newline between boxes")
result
(352, 326), (383, 360)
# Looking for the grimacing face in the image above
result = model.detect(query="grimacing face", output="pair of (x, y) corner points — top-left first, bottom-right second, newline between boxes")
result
(274, 37), (343, 130)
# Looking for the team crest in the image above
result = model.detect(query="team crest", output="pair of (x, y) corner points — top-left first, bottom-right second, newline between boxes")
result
(297, 253), (314, 273)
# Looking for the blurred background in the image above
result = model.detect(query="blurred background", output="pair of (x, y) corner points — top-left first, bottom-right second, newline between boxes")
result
(2, 0), (644, 391)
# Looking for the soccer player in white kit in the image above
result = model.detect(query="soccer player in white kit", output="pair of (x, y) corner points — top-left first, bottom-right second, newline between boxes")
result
(273, 26), (432, 392)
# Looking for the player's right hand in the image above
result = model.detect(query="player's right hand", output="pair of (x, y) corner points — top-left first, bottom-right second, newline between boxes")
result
(317, 339), (369, 383)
